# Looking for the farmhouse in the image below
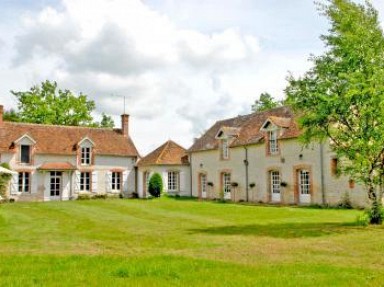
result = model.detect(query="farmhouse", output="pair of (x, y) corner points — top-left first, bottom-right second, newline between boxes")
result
(137, 140), (190, 198)
(188, 106), (369, 207)
(0, 105), (139, 201)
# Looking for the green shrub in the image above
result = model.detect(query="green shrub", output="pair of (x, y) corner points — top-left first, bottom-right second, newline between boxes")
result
(93, 194), (107, 199)
(337, 192), (353, 209)
(0, 163), (13, 198)
(148, 173), (163, 197)
(355, 213), (369, 226)
(367, 200), (384, 225)
(77, 193), (91, 200)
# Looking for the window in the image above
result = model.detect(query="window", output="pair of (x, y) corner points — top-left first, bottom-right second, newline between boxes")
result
(168, 171), (179, 191)
(20, 145), (31, 163)
(111, 172), (121, 191)
(18, 172), (30, 193)
(50, 171), (62, 197)
(223, 173), (231, 194)
(221, 139), (229, 159)
(299, 170), (310, 195)
(200, 174), (207, 194)
(269, 130), (279, 154)
(331, 158), (338, 176)
(80, 172), (91, 192)
(81, 147), (91, 165)
(270, 171), (281, 194)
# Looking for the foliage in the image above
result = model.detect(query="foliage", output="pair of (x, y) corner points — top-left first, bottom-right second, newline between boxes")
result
(337, 192), (353, 209)
(77, 193), (92, 200)
(8, 80), (114, 127)
(355, 213), (369, 226)
(0, 163), (12, 198)
(100, 113), (115, 128)
(251, 92), (281, 112)
(285, 0), (384, 224)
(148, 173), (163, 197)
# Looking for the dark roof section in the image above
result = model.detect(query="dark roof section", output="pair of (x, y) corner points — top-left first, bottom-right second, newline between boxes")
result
(137, 140), (189, 166)
(0, 121), (139, 157)
(188, 106), (300, 152)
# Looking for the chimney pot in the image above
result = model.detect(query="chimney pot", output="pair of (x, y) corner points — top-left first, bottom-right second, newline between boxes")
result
(121, 114), (129, 138)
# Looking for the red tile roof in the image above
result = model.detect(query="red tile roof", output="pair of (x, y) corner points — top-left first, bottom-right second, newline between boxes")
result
(38, 162), (76, 171)
(137, 140), (189, 166)
(0, 122), (139, 157)
(188, 106), (301, 152)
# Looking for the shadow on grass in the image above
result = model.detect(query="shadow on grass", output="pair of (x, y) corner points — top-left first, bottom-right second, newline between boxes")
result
(189, 222), (364, 238)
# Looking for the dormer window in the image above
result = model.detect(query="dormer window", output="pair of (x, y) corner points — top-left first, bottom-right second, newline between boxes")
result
(269, 130), (279, 154)
(81, 147), (91, 165)
(20, 145), (31, 164)
(221, 139), (229, 160)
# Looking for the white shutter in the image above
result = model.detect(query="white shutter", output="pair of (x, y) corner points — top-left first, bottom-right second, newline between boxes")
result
(106, 171), (112, 193)
(179, 171), (185, 194)
(74, 171), (80, 193)
(91, 171), (98, 193)
(122, 170), (129, 193)
(10, 173), (19, 195)
(163, 172), (168, 192)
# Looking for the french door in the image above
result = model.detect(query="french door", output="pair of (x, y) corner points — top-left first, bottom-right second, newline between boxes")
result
(50, 171), (62, 200)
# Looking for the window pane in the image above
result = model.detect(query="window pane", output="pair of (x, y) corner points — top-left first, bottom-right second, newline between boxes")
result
(21, 145), (30, 163)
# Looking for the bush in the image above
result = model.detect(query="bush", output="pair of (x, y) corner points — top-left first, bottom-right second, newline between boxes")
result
(367, 200), (384, 225)
(77, 193), (91, 200)
(93, 194), (107, 199)
(0, 163), (13, 198)
(355, 213), (369, 226)
(148, 173), (163, 197)
(337, 192), (353, 209)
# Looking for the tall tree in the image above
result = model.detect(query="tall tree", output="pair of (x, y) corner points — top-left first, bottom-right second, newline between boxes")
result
(285, 0), (384, 223)
(9, 80), (114, 127)
(251, 92), (281, 112)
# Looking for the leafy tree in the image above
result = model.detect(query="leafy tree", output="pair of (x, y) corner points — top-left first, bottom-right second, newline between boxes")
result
(251, 92), (281, 112)
(148, 173), (163, 197)
(100, 113), (115, 128)
(3, 109), (21, 122)
(285, 0), (384, 224)
(9, 80), (114, 127)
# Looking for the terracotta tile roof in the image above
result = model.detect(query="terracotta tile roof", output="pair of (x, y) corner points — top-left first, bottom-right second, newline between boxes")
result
(137, 140), (189, 166)
(188, 106), (301, 152)
(38, 162), (76, 171)
(0, 122), (139, 157)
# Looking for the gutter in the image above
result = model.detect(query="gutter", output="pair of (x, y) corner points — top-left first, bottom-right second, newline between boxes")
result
(244, 146), (249, 202)
(189, 153), (193, 197)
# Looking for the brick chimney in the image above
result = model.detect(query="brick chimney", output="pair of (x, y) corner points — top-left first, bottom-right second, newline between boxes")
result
(0, 105), (3, 126)
(121, 114), (129, 138)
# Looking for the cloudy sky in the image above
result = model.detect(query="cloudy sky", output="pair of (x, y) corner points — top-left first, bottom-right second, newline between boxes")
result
(1, 0), (384, 155)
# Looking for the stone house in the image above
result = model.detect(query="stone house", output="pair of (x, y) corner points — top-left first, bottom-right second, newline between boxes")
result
(0, 105), (139, 201)
(188, 106), (369, 207)
(137, 140), (190, 198)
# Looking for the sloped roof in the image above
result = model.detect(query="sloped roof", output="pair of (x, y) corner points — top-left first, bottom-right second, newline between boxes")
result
(0, 121), (139, 157)
(188, 106), (300, 152)
(38, 162), (76, 171)
(137, 140), (189, 166)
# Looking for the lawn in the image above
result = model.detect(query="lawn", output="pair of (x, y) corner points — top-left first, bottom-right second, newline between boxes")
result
(0, 198), (383, 286)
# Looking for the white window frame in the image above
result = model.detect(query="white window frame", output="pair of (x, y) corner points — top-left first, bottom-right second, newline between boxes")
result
(299, 170), (310, 195)
(200, 174), (207, 194)
(18, 172), (30, 193)
(222, 139), (229, 159)
(271, 171), (281, 194)
(144, 172), (150, 191)
(81, 147), (91, 165)
(80, 172), (91, 192)
(111, 172), (121, 191)
(223, 173), (231, 194)
(168, 171), (179, 192)
(269, 130), (279, 154)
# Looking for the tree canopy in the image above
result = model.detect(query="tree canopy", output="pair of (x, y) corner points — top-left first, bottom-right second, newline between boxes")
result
(7, 80), (114, 128)
(285, 0), (384, 223)
(251, 92), (281, 112)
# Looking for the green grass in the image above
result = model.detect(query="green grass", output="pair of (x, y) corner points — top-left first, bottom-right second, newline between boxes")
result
(0, 198), (383, 286)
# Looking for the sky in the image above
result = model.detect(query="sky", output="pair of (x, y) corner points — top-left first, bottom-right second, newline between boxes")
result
(1, 0), (384, 155)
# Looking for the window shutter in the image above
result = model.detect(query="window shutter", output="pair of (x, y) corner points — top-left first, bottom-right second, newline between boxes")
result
(74, 171), (80, 193)
(163, 172), (168, 192)
(179, 171), (185, 193)
(122, 170), (129, 193)
(91, 171), (98, 193)
(106, 171), (112, 193)
(10, 173), (19, 195)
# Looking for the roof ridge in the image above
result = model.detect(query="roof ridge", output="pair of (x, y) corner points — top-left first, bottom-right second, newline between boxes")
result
(3, 121), (117, 131)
